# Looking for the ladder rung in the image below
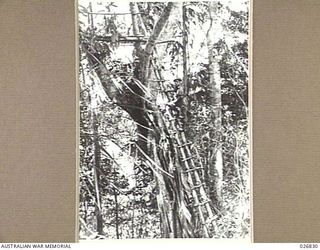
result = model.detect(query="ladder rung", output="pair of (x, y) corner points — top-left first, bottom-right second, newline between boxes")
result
(206, 215), (219, 223)
(191, 183), (205, 190)
(181, 156), (196, 162)
(178, 142), (193, 148)
(194, 199), (211, 207)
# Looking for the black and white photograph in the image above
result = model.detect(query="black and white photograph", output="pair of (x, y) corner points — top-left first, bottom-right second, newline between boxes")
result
(78, 0), (249, 239)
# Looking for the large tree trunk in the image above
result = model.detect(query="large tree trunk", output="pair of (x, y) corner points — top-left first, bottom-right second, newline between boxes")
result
(83, 2), (175, 157)
(206, 2), (223, 210)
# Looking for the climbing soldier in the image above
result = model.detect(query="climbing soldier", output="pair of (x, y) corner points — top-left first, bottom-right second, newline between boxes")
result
(166, 78), (187, 121)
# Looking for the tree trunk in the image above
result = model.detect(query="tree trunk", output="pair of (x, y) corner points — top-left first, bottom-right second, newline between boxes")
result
(114, 192), (119, 239)
(93, 112), (104, 235)
(181, 2), (189, 124)
(206, 2), (223, 210)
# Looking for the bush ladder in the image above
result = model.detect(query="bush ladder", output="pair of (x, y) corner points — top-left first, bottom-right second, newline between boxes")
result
(151, 60), (215, 237)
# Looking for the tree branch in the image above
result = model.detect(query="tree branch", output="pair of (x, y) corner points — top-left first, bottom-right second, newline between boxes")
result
(140, 2), (175, 83)
(144, 2), (175, 56)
